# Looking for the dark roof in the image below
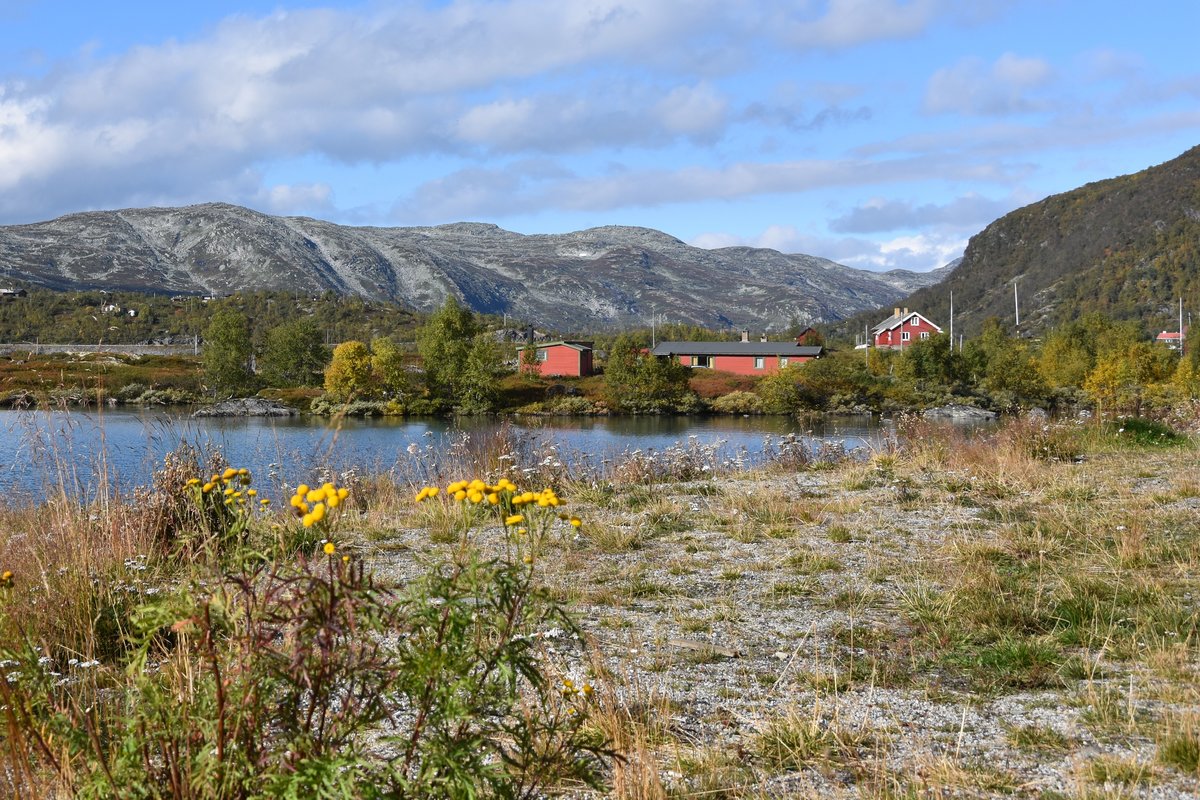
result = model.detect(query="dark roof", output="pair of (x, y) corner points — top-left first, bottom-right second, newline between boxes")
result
(650, 341), (823, 357)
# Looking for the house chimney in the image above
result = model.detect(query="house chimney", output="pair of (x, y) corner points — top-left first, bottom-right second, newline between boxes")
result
(903, 308), (909, 316)
(740, 329), (749, 342)
(760, 334), (768, 343)
(894, 307), (900, 317)
(525, 325), (534, 344)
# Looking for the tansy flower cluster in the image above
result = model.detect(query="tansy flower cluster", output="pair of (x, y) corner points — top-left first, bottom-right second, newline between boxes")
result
(290, 482), (351, 528)
(187, 467), (262, 509)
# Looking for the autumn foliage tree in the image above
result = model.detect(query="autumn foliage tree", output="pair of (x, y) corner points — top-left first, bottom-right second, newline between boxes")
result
(323, 340), (374, 401)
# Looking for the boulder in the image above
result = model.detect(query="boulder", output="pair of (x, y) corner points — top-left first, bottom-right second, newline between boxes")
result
(194, 397), (297, 417)
(922, 404), (997, 422)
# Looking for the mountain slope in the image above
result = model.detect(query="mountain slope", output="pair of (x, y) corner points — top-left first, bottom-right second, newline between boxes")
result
(897, 145), (1200, 338)
(0, 204), (943, 332)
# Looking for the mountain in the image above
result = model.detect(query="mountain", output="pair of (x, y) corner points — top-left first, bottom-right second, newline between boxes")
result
(895, 145), (1200, 338)
(0, 203), (942, 332)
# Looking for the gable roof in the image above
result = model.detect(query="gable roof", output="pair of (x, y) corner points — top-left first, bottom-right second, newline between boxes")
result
(515, 340), (593, 352)
(650, 341), (823, 358)
(871, 311), (941, 335)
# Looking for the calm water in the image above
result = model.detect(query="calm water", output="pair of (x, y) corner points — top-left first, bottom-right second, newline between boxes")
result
(0, 409), (889, 502)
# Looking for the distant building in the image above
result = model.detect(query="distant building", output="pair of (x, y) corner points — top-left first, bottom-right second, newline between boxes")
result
(516, 341), (595, 377)
(871, 307), (942, 350)
(1156, 329), (1186, 351)
(0, 288), (27, 300)
(651, 332), (822, 376)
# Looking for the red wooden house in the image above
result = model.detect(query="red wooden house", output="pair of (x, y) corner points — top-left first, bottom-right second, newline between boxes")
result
(650, 338), (822, 376)
(871, 308), (942, 350)
(516, 341), (595, 377)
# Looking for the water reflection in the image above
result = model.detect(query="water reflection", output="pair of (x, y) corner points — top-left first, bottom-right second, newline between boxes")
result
(0, 409), (890, 503)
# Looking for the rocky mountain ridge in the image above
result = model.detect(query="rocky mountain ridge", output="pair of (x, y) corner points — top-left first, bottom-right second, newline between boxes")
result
(0, 203), (944, 331)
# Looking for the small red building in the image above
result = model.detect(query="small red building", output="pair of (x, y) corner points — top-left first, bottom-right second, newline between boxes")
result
(1156, 330), (1185, 351)
(516, 341), (595, 377)
(871, 308), (942, 350)
(650, 339), (822, 376)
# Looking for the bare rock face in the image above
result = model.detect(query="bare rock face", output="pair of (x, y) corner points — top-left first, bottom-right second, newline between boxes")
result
(922, 404), (997, 422)
(0, 203), (945, 331)
(193, 397), (297, 417)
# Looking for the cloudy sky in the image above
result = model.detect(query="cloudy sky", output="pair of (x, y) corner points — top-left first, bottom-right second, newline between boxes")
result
(1, 1), (1197, 271)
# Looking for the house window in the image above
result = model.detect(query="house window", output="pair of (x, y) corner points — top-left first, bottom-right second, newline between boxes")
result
(901, 331), (910, 342)
(910, 317), (919, 326)
(780, 357), (789, 367)
(754, 357), (765, 369)
(536, 349), (548, 362)
(920, 332), (930, 340)
(695, 355), (711, 368)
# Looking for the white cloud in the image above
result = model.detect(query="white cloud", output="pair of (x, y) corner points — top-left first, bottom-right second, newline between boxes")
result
(257, 182), (334, 216)
(778, 0), (946, 47)
(830, 192), (1016, 233)
(391, 152), (1024, 222)
(689, 225), (964, 272)
(924, 52), (1054, 115)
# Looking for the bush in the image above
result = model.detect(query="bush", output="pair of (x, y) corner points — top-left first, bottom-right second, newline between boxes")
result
(1107, 416), (1186, 446)
(709, 390), (764, 414)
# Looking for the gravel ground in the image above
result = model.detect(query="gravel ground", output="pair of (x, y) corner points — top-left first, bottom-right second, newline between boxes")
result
(366, 449), (1200, 799)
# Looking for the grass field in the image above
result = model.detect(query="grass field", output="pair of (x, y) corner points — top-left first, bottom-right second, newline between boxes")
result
(0, 416), (1197, 798)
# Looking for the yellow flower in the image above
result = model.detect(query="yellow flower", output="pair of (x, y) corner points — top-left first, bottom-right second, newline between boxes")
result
(311, 502), (327, 522)
(222, 467), (237, 480)
(246, 489), (257, 497)
(467, 490), (484, 504)
(306, 488), (325, 503)
(504, 514), (524, 526)
(327, 495), (340, 508)
(569, 517), (582, 528)
(342, 555), (350, 563)
(422, 487), (435, 499)
(202, 482), (215, 494)
(522, 554), (533, 564)
(260, 499), (271, 506)
(517, 527), (527, 536)
(302, 513), (315, 527)
(296, 483), (310, 496)
(0, 570), (13, 587)
(323, 541), (336, 555)
(415, 487), (431, 502)
(486, 492), (500, 505)
(454, 490), (468, 502)
(186, 478), (201, 486)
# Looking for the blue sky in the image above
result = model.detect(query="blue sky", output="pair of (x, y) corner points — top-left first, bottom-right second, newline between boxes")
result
(1, 1), (1197, 272)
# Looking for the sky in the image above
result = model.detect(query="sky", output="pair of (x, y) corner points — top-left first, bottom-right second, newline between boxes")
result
(0, 1), (1197, 272)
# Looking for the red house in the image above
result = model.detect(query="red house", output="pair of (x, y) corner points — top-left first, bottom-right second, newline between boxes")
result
(1156, 330), (1185, 351)
(516, 341), (595, 377)
(871, 308), (942, 350)
(650, 338), (822, 376)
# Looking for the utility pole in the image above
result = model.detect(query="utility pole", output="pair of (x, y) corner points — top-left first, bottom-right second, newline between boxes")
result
(949, 290), (954, 349)
(1180, 297), (1185, 357)
(1013, 281), (1020, 329)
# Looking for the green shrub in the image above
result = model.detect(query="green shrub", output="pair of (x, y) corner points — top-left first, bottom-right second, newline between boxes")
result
(0, 552), (612, 799)
(709, 390), (764, 414)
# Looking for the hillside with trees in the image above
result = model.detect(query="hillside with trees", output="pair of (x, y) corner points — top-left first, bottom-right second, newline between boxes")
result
(874, 144), (1200, 339)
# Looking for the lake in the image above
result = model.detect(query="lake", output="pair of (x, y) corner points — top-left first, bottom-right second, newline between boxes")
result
(0, 409), (891, 503)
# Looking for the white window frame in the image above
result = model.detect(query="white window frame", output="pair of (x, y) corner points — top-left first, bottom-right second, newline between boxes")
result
(780, 357), (789, 367)
(919, 332), (930, 340)
(754, 356), (765, 369)
(901, 331), (910, 342)
(536, 349), (548, 362)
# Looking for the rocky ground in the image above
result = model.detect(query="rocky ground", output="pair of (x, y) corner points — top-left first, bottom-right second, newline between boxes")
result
(362, 429), (1200, 799)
